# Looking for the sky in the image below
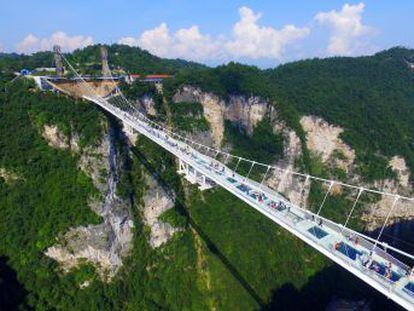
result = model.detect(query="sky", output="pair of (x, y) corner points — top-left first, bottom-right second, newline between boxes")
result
(1, 0), (413, 67)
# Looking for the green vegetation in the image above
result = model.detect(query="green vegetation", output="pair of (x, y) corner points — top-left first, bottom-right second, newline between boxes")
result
(68, 44), (205, 76)
(224, 118), (284, 164)
(0, 43), (205, 76)
(265, 47), (414, 182)
(0, 79), (103, 308)
(170, 101), (209, 133)
(165, 48), (414, 182)
(0, 51), (54, 71)
(0, 45), (409, 311)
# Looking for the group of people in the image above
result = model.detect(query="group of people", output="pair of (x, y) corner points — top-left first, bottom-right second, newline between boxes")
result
(269, 200), (285, 211)
(333, 239), (409, 284)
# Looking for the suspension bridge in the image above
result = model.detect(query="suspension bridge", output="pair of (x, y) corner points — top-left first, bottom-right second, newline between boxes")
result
(58, 53), (414, 310)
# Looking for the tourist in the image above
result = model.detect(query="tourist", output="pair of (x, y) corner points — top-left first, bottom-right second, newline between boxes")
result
(409, 267), (414, 281)
(385, 262), (392, 280)
(354, 236), (360, 246)
(372, 262), (380, 273)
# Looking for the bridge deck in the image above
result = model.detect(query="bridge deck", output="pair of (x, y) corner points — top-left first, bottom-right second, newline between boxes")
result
(85, 95), (414, 310)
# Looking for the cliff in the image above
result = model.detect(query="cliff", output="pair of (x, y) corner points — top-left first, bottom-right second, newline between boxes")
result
(42, 120), (134, 281)
(171, 85), (414, 232)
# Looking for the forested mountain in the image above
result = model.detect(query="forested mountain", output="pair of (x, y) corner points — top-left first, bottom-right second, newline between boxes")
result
(165, 47), (414, 182)
(0, 44), (205, 73)
(1, 45), (413, 310)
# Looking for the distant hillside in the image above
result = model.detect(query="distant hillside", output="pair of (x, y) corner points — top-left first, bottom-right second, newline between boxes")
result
(165, 47), (414, 182)
(0, 44), (206, 74)
(266, 47), (414, 181)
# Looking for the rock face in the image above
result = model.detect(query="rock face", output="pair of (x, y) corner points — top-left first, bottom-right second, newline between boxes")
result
(141, 173), (180, 248)
(0, 168), (21, 184)
(42, 124), (80, 152)
(266, 128), (309, 207)
(173, 87), (414, 232)
(364, 179), (414, 231)
(173, 87), (225, 147)
(298, 116), (414, 230)
(173, 85), (310, 208)
(300, 116), (355, 171)
(226, 96), (270, 135)
(173, 86), (271, 147)
(123, 122), (138, 146)
(389, 155), (410, 188)
(42, 124), (79, 151)
(136, 95), (157, 117)
(45, 123), (134, 281)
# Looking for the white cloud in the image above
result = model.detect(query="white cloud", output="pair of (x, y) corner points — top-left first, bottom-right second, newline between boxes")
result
(315, 2), (375, 56)
(118, 6), (310, 62)
(0, 43), (3, 52)
(16, 31), (94, 54)
(225, 7), (310, 59)
(119, 23), (222, 61)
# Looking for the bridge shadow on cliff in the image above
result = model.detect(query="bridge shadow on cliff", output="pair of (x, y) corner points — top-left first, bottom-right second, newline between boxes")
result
(130, 147), (266, 308)
(0, 256), (29, 311)
(262, 263), (403, 310)
(366, 219), (414, 267)
(263, 218), (414, 310)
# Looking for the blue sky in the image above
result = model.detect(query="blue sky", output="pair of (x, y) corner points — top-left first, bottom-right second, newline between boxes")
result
(1, 1), (413, 67)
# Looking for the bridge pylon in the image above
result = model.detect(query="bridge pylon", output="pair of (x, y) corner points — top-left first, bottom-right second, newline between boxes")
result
(178, 158), (215, 191)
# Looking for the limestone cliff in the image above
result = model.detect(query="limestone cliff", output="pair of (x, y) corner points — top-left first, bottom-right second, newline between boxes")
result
(42, 124), (80, 152)
(141, 173), (180, 248)
(300, 115), (355, 172)
(173, 86), (274, 147)
(172, 86), (414, 232)
(44, 121), (134, 281)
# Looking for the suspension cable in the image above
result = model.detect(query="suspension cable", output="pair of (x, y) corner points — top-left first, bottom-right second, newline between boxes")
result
(373, 195), (400, 252)
(245, 161), (256, 180)
(60, 53), (414, 262)
(316, 181), (334, 216)
(261, 166), (271, 185)
(233, 157), (242, 173)
(341, 187), (364, 235)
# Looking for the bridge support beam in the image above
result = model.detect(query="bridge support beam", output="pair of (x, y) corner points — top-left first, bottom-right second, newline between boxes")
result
(177, 158), (215, 191)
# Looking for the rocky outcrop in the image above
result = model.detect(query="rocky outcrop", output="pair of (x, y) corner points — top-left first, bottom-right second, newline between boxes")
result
(363, 159), (414, 231)
(226, 96), (270, 135)
(300, 116), (355, 172)
(389, 156), (410, 188)
(173, 86), (272, 147)
(173, 87), (225, 147)
(42, 124), (80, 151)
(173, 87), (414, 234)
(123, 122), (138, 146)
(136, 95), (157, 117)
(0, 168), (21, 184)
(78, 134), (111, 193)
(363, 181), (414, 230)
(173, 86), (308, 206)
(298, 116), (414, 229)
(266, 128), (309, 207)
(141, 173), (180, 248)
(45, 123), (134, 281)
